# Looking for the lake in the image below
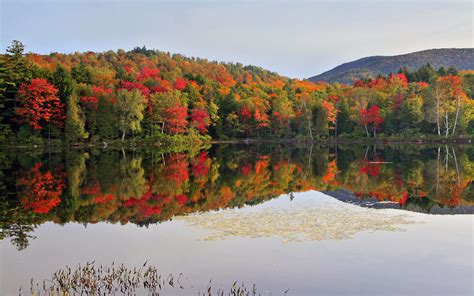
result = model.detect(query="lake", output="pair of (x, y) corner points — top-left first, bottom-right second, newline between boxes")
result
(0, 144), (473, 295)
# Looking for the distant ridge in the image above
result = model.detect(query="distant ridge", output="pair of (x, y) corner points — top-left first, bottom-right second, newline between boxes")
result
(308, 48), (474, 84)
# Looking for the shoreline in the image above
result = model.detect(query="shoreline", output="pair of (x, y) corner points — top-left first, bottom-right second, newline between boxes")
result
(322, 189), (474, 215)
(1, 136), (472, 150)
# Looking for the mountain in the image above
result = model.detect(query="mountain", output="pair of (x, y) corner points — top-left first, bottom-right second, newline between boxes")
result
(308, 48), (474, 84)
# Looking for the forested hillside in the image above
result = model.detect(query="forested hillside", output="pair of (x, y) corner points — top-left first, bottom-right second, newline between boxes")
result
(309, 48), (474, 84)
(0, 41), (473, 146)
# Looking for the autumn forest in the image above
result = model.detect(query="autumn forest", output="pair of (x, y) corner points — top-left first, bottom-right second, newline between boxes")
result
(0, 41), (473, 147)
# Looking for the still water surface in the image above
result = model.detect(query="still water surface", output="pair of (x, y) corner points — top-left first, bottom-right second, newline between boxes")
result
(0, 144), (473, 295)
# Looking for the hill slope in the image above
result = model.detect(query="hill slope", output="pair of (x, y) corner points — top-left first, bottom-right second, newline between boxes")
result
(308, 48), (474, 84)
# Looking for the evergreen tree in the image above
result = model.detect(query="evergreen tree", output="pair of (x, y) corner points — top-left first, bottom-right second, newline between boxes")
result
(52, 65), (74, 105)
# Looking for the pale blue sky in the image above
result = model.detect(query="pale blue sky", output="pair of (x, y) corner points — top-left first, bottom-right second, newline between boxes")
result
(1, 0), (472, 78)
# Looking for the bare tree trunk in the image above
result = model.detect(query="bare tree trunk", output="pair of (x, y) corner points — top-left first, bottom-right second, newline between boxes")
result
(444, 111), (449, 138)
(364, 125), (369, 137)
(121, 130), (126, 141)
(452, 96), (461, 135)
(303, 101), (313, 141)
(445, 145), (449, 171)
(364, 145), (370, 160)
(436, 146), (440, 195)
(436, 93), (441, 136)
(452, 147), (460, 184)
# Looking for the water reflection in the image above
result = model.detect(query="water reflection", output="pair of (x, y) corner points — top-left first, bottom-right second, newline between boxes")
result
(0, 144), (472, 250)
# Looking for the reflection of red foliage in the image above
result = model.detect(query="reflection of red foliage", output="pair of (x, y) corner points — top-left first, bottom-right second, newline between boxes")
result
(445, 180), (471, 207)
(393, 171), (404, 188)
(399, 191), (409, 206)
(82, 182), (100, 195)
(143, 205), (162, 217)
(175, 194), (188, 205)
(18, 163), (65, 214)
(241, 163), (252, 176)
(322, 160), (339, 183)
(92, 194), (115, 204)
(165, 154), (189, 184)
(255, 159), (268, 174)
(368, 191), (386, 201)
(191, 152), (210, 177)
(359, 158), (382, 177)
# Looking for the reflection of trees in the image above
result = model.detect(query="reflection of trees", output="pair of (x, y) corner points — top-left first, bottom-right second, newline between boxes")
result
(0, 204), (38, 250)
(117, 157), (147, 200)
(424, 146), (472, 207)
(0, 144), (472, 249)
(0, 150), (39, 250)
(17, 163), (65, 214)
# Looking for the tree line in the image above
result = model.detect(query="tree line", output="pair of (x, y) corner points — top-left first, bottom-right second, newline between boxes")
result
(1, 41), (473, 145)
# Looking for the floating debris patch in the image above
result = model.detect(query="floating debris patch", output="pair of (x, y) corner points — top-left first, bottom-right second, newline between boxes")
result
(177, 199), (419, 243)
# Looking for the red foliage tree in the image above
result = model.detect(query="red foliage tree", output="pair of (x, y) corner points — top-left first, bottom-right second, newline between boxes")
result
(16, 78), (65, 130)
(358, 105), (383, 137)
(135, 67), (160, 81)
(240, 105), (252, 121)
(163, 103), (188, 134)
(254, 108), (269, 128)
(368, 105), (384, 135)
(353, 80), (366, 87)
(322, 101), (337, 128)
(189, 108), (210, 133)
(80, 96), (99, 110)
(389, 73), (408, 87)
(121, 81), (150, 97)
(173, 77), (187, 90)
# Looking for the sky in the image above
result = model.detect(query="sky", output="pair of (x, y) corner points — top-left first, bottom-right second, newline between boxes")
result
(1, 0), (472, 78)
